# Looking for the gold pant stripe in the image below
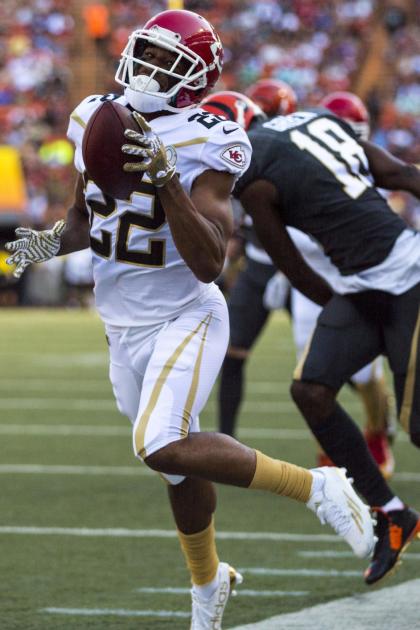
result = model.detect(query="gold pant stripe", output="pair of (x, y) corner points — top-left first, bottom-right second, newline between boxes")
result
(181, 314), (213, 437)
(400, 307), (420, 433)
(293, 328), (316, 381)
(134, 314), (212, 458)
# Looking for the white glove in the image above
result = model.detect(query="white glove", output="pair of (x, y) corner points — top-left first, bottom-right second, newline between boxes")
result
(122, 111), (177, 187)
(263, 271), (290, 310)
(5, 219), (66, 279)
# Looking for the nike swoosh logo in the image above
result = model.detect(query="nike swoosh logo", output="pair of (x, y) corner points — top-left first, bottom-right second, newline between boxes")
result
(223, 126), (239, 134)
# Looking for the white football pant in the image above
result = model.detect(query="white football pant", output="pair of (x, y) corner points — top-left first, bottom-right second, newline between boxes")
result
(106, 285), (229, 484)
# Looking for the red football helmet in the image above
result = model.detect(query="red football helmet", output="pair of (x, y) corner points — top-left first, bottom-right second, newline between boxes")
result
(245, 79), (297, 117)
(115, 10), (223, 109)
(201, 90), (266, 131)
(320, 91), (370, 140)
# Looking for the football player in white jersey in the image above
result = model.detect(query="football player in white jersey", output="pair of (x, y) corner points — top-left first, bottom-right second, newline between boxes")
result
(6, 10), (375, 628)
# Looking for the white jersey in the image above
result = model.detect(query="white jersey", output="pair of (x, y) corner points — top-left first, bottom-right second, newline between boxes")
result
(67, 94), (252, 326)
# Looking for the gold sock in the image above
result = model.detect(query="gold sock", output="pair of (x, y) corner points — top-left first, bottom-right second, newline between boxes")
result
(249, 450), (313, 502)
(177, 519), (219, 586)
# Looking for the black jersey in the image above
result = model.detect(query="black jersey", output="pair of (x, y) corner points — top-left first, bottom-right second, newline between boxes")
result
(235, 110), (406, 275)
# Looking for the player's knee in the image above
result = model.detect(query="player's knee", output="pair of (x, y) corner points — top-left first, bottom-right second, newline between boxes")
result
(290, 380), (335, 420)
(409, 432), (420, 448)
(290, 379), (320, 409)
(144, 441), (183, 474)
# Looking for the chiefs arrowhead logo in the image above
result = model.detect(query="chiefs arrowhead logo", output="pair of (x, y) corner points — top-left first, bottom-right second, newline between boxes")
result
(221, 145), (247, 168)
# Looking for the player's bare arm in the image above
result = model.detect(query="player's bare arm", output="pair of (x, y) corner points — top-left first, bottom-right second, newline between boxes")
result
(158, 169), (234, 283)
(240, 179), (333, 306)
(361, 140), (420, 197)
(57, 173), (91, 255)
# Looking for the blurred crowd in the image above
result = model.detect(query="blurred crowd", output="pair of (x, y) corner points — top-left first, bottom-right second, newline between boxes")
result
(105, 0), (376, 101)
(0, 0), (75, 228)
(0, 0), (419, 306)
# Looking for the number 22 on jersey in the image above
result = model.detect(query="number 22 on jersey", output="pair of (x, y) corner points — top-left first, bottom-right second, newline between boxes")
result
(84, 177), (166, 267)
(291, 118), (373, 199)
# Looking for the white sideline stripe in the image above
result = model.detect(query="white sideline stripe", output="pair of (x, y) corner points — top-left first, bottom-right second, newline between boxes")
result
(234, 427), (313, 440)
(0, 425), (410, 445)
(231, 579), (420, 630)
(0, 380), (111, 392)
(0, 526), (343, 543)
(0, 425), (131, 437)
(34, 353), (109, 367)
(299, 550), (420, 559)
(0, 424), (312, 440)
(0, 379), (290, 394)
(0, 463), (417, 482)
(42, 607), (190, 618)
(239, 568), (360, 577)
(0, 464), (150, 476)
(0, 398), (361, 413)
(135, 587), (308, 597)
(0, 399), (117, 411)
(390, 471), (420, 481)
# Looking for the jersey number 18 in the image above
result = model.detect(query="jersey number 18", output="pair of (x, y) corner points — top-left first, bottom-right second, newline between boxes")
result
(291, 118), (372, 199)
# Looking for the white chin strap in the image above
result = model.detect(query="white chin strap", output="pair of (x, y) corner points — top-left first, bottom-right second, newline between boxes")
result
(124, 75), (178, 113)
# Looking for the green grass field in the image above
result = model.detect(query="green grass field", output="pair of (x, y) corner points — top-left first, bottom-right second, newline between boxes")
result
(1, 308), (419, 629)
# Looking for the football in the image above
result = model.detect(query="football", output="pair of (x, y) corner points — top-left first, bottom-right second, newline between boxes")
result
(82, 100), (144, 200)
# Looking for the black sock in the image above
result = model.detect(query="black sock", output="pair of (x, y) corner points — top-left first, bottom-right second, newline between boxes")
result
(218, 356), (245, 436)
(309, 403), (394, 506)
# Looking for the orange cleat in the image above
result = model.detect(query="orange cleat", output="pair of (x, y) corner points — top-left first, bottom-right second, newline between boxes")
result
(364, 507), (420, 584)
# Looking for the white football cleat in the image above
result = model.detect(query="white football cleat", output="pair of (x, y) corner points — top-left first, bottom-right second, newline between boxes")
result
(307, 466), (375, 558)
(190, 562), (242, 630)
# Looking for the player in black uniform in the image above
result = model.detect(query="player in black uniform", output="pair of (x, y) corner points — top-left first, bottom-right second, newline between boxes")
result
(208, 87), (396, 479)
(234, 106), (420, 585)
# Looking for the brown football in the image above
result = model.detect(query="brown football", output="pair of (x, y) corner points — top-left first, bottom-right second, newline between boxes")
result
(82, 100), (144, 200)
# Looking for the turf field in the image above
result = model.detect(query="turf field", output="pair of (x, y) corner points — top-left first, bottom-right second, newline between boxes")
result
(1, 308), (419, 629)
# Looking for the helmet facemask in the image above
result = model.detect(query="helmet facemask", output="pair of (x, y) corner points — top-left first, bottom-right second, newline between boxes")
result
(115, 25), (211, 112)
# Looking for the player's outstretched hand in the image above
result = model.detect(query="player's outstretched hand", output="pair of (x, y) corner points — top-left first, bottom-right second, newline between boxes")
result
(5, 219), (66, 279)
(122, 111), (177, 188)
